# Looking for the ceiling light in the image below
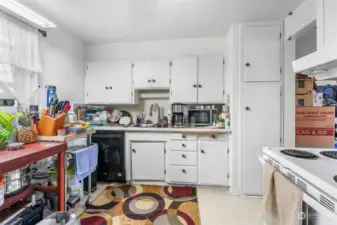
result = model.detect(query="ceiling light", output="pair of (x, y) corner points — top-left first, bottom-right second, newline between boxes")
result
(0, 0), (56, 28)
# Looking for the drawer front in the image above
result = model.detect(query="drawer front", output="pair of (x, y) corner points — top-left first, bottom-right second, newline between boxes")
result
(167, 166), (197, 184)
(198, 134), (228, 141)
(168, 141), (197, 151)
(168, 151), (197, 166)
(170, 133), (197, 140)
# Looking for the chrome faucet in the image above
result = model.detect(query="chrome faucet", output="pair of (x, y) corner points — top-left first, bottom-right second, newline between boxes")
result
(149, 103), (161, 124)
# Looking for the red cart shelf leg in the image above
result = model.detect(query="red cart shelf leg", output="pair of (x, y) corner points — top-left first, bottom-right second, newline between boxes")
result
(57, 151), (65, 211)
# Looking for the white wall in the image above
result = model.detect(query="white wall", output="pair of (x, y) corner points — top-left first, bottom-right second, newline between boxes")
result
(85, 37), (226, 60)
(39, 27), (85, 107)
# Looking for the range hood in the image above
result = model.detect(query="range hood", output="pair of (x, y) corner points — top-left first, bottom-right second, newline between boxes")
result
(292, 46), (337, 76)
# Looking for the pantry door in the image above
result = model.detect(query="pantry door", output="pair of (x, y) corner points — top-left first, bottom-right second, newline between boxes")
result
(241, 82), (281, 196)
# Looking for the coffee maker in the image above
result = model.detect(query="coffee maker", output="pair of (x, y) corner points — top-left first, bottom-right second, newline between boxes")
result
(172, 103), (184, 128)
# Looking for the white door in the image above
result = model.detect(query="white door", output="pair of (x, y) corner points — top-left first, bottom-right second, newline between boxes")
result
(132, 60), (152, 89)
(131, 142), (165, 181)
(109, 60), (132, 104)
(149, 59), (170, 89)
(323, 0), (337, 48)
(85, 61), (113, 104)
(198, 55), (224, 103)
(243, 25), (282, 82)
(170, 57), (198, 103)
(241, 82), (281, 195)
(198, 141), (228, 186)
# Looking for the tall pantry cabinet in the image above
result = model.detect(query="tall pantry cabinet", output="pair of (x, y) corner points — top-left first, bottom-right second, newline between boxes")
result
(226, 22), (283, 196)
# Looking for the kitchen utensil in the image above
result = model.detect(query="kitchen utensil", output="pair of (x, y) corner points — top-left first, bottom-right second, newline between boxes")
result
(119, 116), (131, 126)
(109, 109), (122, 123)
(7, 142), (24, 150)
(4, 165), (32, 196)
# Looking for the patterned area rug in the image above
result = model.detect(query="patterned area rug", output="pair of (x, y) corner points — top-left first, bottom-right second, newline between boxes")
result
(78, 184), (200, 225)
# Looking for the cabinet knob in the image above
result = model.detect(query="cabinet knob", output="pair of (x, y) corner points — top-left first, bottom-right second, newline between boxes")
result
(212, 134), (216, 139)
(201, 150), (205, 154)
(182, 169), (187, 174)
(193, 84), (197, 88)
(245, 106), (251, 111)
(148, 79), (151, 83)
(182, 154), (186, 158)
(132, 149), (136, 153)
(182, 144), (186, 148)
(182, 135), (186, 138)
(152, 79), (156, 83)
(198, 84), (202, 88)
(109, 86), (113, 90)
(245, 63), (251, 67)
(105, 86), (109, 90)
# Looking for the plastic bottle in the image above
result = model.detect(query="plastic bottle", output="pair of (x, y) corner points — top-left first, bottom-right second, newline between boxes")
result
(225, 113), (230, 129)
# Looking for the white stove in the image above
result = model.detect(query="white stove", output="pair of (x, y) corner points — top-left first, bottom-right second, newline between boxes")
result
(262, 147), (337, 224)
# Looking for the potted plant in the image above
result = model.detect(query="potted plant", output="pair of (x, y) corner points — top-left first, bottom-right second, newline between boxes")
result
(0, 110), (22, 150)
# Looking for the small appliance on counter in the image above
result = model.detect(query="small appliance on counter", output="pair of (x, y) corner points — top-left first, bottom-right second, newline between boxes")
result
(188, 105), (218, 126)
(172, 103), (187, 128)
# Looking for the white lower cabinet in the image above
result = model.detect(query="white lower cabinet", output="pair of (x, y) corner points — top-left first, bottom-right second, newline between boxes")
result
(131, 142), (165, 181)
(167, 165), (198, 184)
(198, 141), (229, 186)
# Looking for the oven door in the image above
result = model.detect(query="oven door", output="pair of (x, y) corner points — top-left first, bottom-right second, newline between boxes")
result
(302, 193), (337, 225)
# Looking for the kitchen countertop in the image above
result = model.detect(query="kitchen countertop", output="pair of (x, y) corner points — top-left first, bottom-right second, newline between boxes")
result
(94, 126), (231, 133)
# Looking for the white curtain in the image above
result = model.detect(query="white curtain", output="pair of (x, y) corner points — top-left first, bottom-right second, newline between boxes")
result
(0, 11), (41, 107)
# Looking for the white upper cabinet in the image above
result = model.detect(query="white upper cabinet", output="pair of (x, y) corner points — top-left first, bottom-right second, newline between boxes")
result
(85, 60), (133, 104)
(284, 0), (316, 40)
(133, 59), (170, 89)
(170, 56), (224, 103)
(170, 57), (198, 103)
(243, 24), (282, 82)
(319, 0), (337, 48)
(198, 55), (224, 103)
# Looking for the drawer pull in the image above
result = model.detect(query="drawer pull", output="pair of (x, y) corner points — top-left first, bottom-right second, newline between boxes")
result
(212, 134), (216, 139)
(132, 149), (136, 153)
(182, 134), (186, 138)
(182, 144), (186, 148)
(201, 150), (205, 154)
(182, 169), (187, 173)
(182, 154), (186, 158)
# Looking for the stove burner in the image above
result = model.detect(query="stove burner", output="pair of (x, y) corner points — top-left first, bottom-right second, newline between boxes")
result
(320, 151), (337, 160)
(280, 149), (318, 159)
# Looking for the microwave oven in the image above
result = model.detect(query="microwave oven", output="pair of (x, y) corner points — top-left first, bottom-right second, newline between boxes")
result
(188, 109), (218, 126)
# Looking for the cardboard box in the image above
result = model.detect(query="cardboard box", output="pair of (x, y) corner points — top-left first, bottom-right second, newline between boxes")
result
(296, 106), (335, 148)
(296, 75), (316, 107)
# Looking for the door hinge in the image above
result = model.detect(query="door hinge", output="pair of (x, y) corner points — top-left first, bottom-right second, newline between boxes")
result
(280, 90), (282, 97)
(223, 60), (225, 65)
(227, 149), (229, 154)
(280, 68), (283, 74)
(227, 174), (230, 179)
(164, 169), (166, 174)
(280, 32), (282, 39)
(170, 62), (173, 67)
(169, 78), (171, 84)
(86, 93), (88, 96)
(164, 149), (167, 154)
(280, 137), (282, 144)
(86, 66), (88, 70)
(223, 89), (225, 95)
(132, 63), (134, 68)
(170, 91), (172, 96)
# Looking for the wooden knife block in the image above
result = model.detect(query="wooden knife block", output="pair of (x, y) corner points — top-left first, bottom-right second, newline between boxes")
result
(38, 109), (66, 136)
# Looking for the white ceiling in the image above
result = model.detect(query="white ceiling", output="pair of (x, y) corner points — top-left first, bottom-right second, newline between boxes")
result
(18, 0), (305, 44)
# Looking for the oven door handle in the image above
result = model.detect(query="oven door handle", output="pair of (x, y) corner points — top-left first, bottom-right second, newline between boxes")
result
(303, 193), (337, 222)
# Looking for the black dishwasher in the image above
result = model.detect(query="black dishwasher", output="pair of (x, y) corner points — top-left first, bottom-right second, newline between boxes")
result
(92, 131), (126, 183)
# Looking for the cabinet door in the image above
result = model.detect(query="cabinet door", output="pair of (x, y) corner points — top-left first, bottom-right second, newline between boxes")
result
(85, 61), (114, 104)
(241, 82), (281, 195)
(284, 0), (316, 40)
(198, 55), (224, 103)
(133, 60), (152, 89)
(322, 0), (337, 48)
(109, 60), (132, 104)
(198, 141), (228, 186)
(131, 142), (165, 181)
(170, 57), (198, 103)
(150, 59), (170, 89)
(243, 24), (282, 82)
